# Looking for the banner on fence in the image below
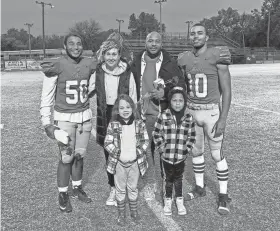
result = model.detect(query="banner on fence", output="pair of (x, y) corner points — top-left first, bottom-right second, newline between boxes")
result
(1, 59), (5, 70)
(4, 61), (26, 70)
(26, 60), (42, 70)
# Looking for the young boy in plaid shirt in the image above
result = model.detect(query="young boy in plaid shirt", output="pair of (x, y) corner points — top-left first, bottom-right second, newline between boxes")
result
(104, 94), (149, 226)
(153, 87), (196, 216)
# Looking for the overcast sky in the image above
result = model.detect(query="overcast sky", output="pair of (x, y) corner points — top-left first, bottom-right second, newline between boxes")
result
(1, 0), (264, 36)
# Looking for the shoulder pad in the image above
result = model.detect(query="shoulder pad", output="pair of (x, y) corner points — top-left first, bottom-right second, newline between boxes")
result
(40, 57), (62, 77)
(215, 46), (231, 65)
(177, 51), (192, 66)
(82, 56), (97, 72)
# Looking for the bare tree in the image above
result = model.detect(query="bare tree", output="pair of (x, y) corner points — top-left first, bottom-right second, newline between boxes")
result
(68, 19), (101, 50)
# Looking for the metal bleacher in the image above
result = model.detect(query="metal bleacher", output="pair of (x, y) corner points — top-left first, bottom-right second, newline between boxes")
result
(124, 36), (233, 59)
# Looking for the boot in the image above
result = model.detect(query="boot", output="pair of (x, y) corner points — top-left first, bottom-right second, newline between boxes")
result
(117, 200), (126, 226)
(129, 199), (140, 224)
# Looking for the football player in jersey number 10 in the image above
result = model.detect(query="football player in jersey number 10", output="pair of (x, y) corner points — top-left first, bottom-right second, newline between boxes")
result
(40, 34), (96, 213)
(177, 23), (232, 215)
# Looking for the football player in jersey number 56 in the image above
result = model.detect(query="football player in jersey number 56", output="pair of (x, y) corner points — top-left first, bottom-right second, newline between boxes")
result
(40, 34), (96, 213)
(178, 23), (232, 215)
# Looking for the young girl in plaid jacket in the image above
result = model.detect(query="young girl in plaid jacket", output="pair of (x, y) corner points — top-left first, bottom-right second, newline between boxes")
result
(153, 87), (196, 216)
(104, 94), (149, 226)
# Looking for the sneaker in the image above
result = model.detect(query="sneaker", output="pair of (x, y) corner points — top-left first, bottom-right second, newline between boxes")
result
(72, 185), (92, 203)
(106, 187), (117, 206)
(218, 193), (231, 215)
(59, 192), (72, 213)
(185, 185), (206, 201)
(176, 197), (187, 215)
(163, 198), (172, 216)
(144, 184), (155, 201)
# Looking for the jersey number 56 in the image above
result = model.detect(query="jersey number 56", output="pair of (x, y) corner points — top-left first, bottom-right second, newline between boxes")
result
(65, 80), (88, 104)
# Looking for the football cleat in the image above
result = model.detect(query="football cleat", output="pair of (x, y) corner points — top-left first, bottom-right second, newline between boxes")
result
(72, 185), (92, 203)
(44, 124), (59, 139)
(185, 184), (206, 201)
(217, 193), (232, 215)
(58, 192), (72, 213)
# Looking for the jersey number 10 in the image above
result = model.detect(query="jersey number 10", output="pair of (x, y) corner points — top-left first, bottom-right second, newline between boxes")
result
(187, 73), (208, 98)
(66, 80), (88, 104)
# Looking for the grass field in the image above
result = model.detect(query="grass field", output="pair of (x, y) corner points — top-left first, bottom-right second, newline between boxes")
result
(1, 63), (280, 231)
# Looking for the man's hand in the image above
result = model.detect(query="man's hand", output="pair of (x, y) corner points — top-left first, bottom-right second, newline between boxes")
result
(44, 124), (59, 139)
(150, 88), (164, 100)
(212, 118), (227, 138)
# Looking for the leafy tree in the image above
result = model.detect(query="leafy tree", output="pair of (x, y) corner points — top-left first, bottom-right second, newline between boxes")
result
(261, 0), (280, 48)
(68, 19), (101, 50)
(1, 28), (31, 50)
(45, 34), (64, 49)
(200, 3), (280, 49)
(128, 12), (166, 38)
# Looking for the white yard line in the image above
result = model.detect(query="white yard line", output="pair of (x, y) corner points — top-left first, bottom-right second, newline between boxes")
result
(232, 102), (280, 115)
(145, 199), (183, 231)
(90, 125), (183, 231)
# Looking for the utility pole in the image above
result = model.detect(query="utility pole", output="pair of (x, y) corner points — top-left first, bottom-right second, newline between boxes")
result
(35, 1), (54, 58)
(154, 0), (167, 35)
(185, 20), (193, 41)
(116, 19), (124, 33)
(24, 23), (33, 58)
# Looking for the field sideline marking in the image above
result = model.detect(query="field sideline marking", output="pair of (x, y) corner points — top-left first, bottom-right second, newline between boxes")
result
(232, 102), (280, 115)
(90, 126), (183, 231)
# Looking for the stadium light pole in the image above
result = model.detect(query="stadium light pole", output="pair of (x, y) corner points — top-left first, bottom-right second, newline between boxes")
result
(266, 10), (271, 60)
(154, 0), (167, 35)
(185, 20), (193, 41)
(24, 23), (33, 58)
(116, 19), (124, 33)
(35, 1), (54, 58)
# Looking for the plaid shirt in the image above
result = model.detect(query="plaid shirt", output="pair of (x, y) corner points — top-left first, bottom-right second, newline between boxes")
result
(104, 119), (149, 176)
(152, 108), (196, 165)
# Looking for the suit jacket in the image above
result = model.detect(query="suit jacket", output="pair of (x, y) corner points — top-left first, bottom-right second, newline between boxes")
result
(131, 49), (186, 111)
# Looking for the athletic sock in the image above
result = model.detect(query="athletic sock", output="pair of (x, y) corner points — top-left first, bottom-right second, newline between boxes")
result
(192, 156), (205, 188)
(216, 158), (228, 194)
(72, 180), (82, 188)
(58, 186), (68, 193)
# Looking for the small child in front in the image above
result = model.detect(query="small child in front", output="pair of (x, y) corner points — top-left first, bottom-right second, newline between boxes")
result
(104, 94), (149, 226)
(153, 87), (196, 216)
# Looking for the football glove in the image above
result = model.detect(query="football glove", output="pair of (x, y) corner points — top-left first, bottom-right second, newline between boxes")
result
(44, 125), (70, 145)
(44, 124), (59, 139)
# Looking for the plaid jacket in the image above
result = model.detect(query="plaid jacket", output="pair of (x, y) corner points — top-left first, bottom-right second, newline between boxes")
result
(104, 119), (149, 176)
(152, 108), (196, 165)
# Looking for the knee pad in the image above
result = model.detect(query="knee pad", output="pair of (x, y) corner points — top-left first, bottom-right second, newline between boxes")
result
(58, 142), (74, 164)
(75, 148), (87, 159)
(211, 149), (224, 162)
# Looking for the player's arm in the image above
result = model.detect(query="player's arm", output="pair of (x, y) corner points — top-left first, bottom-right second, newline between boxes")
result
(40, 58), (64, 140)
(213, 64), (232, 138)
(40, 75), (58, 138)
